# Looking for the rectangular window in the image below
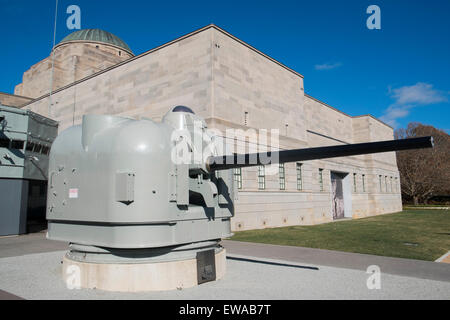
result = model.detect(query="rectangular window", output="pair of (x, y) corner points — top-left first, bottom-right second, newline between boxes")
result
(26, 142), (35, 151)
(279, 164), (285, 190)
(296, 163), (303, 191)
(258, 165), (265, 190)
(11, 140), (25, 150)
(379, 175), (383, 192)
(33, 144), (42, 153)
(41, 146), (50, 155)
(362, 174), (366, 192)
(0, 138), (9, 148)
(319, 169), (324, 191)
(233, 168), (242, 190)
(353, 173), (357, 193)
(385, 176), (388, 193)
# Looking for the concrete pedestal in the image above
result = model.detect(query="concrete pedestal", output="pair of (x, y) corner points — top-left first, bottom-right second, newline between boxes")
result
(62, 245), (226, 292)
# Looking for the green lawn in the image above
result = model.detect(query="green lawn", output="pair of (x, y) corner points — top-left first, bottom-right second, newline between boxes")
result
(229, 209), (450, 261)
(403, 205), (449, 207)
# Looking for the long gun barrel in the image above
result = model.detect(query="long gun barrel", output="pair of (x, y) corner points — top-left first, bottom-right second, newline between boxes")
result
(206, 136), (434, 172)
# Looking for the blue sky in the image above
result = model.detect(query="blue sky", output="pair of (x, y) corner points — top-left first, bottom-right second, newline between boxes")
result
(1, 0), (449, 131)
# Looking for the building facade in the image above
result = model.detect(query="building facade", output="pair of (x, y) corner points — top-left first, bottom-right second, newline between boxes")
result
(19, 25), (402, 231)
(15, 29), (134, 99)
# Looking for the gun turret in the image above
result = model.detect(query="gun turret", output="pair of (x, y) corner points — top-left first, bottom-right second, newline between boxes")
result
(47, 105), (435, 291)
(46, 106), (434, 250)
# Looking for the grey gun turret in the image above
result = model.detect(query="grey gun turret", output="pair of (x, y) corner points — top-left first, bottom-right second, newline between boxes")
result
(46, 106), (433, 251)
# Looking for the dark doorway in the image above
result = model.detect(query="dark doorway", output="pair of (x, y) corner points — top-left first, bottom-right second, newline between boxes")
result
(26, 180), (48, 233)
(0, 179), (47, 236)
(331, 172), (345, 220)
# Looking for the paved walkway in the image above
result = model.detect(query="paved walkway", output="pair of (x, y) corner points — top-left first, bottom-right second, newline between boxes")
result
(222, 240), (450, 282)
(0, 289), (23, 300)
(0, 233), (449, 299)
(0, 231), (67, 258)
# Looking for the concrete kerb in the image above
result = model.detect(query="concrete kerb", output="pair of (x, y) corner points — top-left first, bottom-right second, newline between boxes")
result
(435, 251), (450, 263)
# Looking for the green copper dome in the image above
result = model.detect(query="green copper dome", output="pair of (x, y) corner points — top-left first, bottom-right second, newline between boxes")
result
(57, 29), (133, 55)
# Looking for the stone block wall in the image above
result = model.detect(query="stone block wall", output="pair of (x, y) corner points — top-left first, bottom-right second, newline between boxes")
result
(15, 42), (133, 99)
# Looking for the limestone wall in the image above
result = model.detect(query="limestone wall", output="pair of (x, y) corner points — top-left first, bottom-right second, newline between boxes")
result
(211, 28), (306, 143)
(24, 29), (214, 131)
(304, 95), (353, 143)
(0, 92), (32, 108)
(15, 42), (133, 99)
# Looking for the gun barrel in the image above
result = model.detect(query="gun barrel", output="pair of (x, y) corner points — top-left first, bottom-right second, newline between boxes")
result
(206, 136), (433, 172)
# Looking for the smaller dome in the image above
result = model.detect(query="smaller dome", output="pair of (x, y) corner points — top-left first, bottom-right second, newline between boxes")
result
(56, 29), (133, 55)
(172, 106), (194, 114)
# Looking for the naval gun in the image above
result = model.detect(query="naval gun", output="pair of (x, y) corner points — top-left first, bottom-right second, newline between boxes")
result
(46, 106), (433, 291)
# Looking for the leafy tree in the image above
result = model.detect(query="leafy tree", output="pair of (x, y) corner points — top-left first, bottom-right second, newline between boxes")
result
(395, 123), (450, 205)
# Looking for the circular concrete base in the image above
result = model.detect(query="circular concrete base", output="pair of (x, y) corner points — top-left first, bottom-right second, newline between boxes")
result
(62, 248), (226, 292)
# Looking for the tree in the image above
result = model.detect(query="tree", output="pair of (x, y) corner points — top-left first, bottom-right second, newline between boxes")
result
(395, 123), (450, 205)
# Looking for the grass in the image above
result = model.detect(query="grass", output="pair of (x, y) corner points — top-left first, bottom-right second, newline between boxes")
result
(403, 204), (449, 207)
(229, 209), (450, 261)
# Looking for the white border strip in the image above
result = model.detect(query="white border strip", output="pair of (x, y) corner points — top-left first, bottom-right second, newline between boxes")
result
(435, 251), (450, 263)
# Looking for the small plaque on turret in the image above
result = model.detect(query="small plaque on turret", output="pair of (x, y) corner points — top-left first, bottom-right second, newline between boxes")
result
(196, 249), (216, 284)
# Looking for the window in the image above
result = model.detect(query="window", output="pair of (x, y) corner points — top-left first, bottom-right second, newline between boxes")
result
(279, 164), (285, 190)
(296, 163), (303, 191)
(33, 144), (42, 153)
(258, 165), (265, 190)
(41, 146), (50, 155)
(353, 173), (357, 192)
(385, 176), (388, 193)
(319, 169), (324, 191)
(26, 142), (35, 151)
(233, 168), (242, 190)
(379, 175), (383, 192)
(0, 138), (9, 148)
(362, 174), (366, 192)
(11, 140), (24, 150)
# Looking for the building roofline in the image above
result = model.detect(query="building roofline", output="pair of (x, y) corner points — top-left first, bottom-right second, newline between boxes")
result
(353, 114), (394, 129)
(0, 92), (33, 108)
(23, 24), (304, 107)
(53, 40), (134, 56)
(304, 93), (352, 118)
(210, 24), (304, 79)
(304, 93), (393, 129)
(22, 24), (391, 130)
(0, 91), (33, 100)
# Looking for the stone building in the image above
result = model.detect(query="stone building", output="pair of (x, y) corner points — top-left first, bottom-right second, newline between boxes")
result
(17, 25), (402, 231)
(15, 29), (134, 98)
(0, 92), (32, 108)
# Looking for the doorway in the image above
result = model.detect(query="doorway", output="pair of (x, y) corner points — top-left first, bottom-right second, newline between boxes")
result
(330, 171), (352, 220)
